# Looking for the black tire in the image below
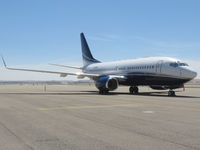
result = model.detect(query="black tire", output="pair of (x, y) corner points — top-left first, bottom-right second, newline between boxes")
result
(168, 91), (175, 96)
(99, 89), (109, 95)
(133, 87), (139, 94)
(129, 87), (134, 94)
(99, 90), (103, 94)
(129, 86), (139, 94)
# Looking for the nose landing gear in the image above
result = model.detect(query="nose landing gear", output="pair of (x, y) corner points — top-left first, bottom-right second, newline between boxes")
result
(168, 90), (176, 96)
(129, 86), (139, 94)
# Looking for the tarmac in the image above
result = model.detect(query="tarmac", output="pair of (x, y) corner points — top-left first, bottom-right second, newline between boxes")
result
(0, 84), (200, 150)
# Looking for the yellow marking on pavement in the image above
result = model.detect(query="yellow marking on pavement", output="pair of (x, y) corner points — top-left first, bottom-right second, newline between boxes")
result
(138, 103), (200, 112)
(38, 103), (143, 111)
(38, 102), (200, 112)
(164, 105), (200, 112)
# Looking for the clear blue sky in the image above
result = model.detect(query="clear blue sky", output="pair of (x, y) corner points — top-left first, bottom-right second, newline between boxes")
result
(0, 0), (200, 80)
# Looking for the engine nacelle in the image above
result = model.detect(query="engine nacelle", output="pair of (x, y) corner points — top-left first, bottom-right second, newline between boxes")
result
(95, 76), (118, 91)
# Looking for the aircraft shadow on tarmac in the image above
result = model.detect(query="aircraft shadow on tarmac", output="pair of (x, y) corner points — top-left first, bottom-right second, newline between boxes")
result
(0, 91), (200, 98)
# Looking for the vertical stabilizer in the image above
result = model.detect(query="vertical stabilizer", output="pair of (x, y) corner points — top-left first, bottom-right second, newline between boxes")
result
(80, 33), (100, 66)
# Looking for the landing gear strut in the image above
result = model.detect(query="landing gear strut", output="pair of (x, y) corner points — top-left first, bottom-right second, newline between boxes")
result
(99, 89), (109, 95)
(129, 86), (139, 94)
(168, 90), (175, 96)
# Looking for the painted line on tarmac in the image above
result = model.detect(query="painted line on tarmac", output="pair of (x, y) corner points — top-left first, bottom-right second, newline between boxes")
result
(38, 102), (200, 112)
(38, 103), (144, 111)
(143, 111), (154, 114)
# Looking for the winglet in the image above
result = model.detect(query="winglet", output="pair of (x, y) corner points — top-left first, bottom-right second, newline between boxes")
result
(1, 56), (7, 68)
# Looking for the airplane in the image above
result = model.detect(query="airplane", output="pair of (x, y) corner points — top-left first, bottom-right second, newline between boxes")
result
(2, 33), (197, 96)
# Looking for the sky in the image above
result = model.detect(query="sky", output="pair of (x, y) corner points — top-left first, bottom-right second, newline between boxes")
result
(0, 0), (200, 80)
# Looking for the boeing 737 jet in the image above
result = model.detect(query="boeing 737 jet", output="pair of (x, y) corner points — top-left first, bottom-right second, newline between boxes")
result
(2, 33), (197, 96)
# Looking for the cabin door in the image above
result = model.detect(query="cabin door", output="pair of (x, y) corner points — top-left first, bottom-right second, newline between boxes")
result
(156, 60), (163, 74)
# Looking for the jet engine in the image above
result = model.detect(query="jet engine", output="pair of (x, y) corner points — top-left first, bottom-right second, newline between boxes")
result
(95, 76), (118, 91)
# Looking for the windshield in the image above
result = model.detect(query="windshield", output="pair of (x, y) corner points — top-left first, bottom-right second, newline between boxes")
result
(179, 63), (189, 66)
(170, 62), (189, 67)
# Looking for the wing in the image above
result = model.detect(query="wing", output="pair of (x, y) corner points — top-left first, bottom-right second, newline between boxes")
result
(1, 57), (98, 79)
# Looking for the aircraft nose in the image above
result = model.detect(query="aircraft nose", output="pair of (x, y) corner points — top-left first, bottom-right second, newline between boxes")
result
(183, 69), (197, 79)
(192, 71), (197, 79)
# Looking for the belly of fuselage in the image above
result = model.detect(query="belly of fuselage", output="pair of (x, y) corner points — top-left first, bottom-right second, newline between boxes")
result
(119, 74), (190, 86)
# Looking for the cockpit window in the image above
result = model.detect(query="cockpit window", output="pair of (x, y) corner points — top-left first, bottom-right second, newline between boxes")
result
(170, 62), (189, 67)
(170, 63), (178, 67)
(179, 63), (188, 66)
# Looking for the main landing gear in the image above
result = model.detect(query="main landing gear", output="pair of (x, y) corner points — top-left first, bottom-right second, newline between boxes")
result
(168, 90), (176, 96)
(99, 89), (109, 95)
(129, 86), (139, 94)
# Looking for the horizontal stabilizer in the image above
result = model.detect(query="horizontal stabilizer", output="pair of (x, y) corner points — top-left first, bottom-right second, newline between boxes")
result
(49, 63), (82, 69)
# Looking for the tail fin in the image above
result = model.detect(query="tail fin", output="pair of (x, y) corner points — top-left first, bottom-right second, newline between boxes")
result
(80, 33), (100, 66)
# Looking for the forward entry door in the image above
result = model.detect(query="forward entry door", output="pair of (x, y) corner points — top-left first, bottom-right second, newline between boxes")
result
(156, 60), (163, 74)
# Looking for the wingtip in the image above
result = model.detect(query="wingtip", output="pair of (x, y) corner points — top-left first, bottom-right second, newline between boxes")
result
(1, 56), (7, 68)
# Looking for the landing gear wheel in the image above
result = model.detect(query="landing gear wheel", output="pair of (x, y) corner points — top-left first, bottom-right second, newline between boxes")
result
(99, 90), (103, 94)
(168, 90), (175, 96)
(129, 86), (139, 94)
(99, 89), (109, 95)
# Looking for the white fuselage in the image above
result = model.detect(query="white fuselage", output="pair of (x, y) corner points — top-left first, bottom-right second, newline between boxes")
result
(84, 57), (197, 80)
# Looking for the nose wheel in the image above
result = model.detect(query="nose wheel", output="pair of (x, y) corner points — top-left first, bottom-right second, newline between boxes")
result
(168, 90), (176, 96)
(129, 86), (139, 94)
